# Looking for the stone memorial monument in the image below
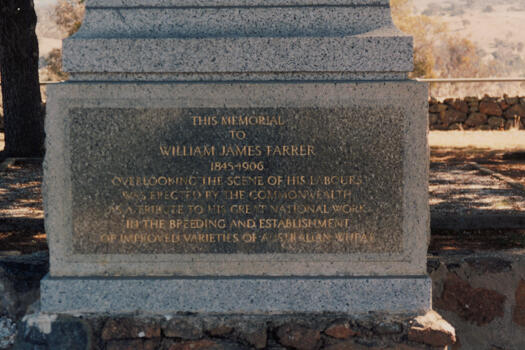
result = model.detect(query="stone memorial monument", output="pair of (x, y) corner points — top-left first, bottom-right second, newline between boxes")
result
(42, 0), (430, 314)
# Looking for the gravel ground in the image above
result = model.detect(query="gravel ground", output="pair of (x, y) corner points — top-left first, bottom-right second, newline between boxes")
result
(0, 159), (45, 254)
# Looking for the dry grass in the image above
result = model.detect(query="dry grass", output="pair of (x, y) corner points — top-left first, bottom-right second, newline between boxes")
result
(429, 130), (525, 150)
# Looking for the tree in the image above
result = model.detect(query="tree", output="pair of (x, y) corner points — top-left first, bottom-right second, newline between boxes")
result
(43, 48), (69, 81)
(391, 0), (444, 78)
(0, 0), (44, 157)
(54, 0), (85, 37)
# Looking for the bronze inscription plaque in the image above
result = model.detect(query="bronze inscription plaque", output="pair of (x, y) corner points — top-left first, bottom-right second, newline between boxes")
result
(70, 107), (403, 254)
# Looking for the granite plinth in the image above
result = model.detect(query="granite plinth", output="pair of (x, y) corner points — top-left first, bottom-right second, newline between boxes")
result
(44, 81), (428, 278)
(65, 0), (412, 76)
(79, 6), (391, 38)
(64, 34), (412, 74)
(40, 275), (431, 314)
(87, 0), (392, 6)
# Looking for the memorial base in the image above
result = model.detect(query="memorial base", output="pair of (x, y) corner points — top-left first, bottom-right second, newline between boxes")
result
(40, 275), (431, 314)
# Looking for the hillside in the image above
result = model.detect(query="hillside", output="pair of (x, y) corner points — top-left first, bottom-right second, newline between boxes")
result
(413, 0), (525, 77)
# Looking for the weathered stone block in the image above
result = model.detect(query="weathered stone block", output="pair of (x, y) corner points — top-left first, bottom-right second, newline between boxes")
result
(464, 96), (479, 104)
(324, 323), (356, 339)
(512, 279), (525, 327)
(429, 103), (447, 113)
(447, 99), (469, 113)
(464, 257), (512, 274)
(15, 314), (91, 350)
(504, 95), (519, 105)
(464, 113), (487, 127)
(504, 104), (525, 119)
(407, 311), (455, 347)
(164, 318), (203, 340)
(234, 322), (267, 349)
(479, 101), (503, 116)
(488, 116), (505, 129)
(435, 273), (505, 326)
(443, 109), (467, 124)
(40, 276), (431, 314)
(429, 113), (439, 125)
(276, 324), (321, 350)
(106, 339), (159, 350)
(101, 318), (160, 340)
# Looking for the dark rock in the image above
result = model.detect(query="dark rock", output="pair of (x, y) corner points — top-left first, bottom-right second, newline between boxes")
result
(504, 104), (525, 119)
(427, 258), (441, 274)
(504, 95), (519, 105)
(207, 325), (233, 337)
(373, 321), (402, 335)
(408, 311), (455, 347)
(164, 318), (203, 340)
(445, 263), (461, 271)
(101, 317), (160, 340)
(429, 103), (447, 113)
(481, 95), (497, 103)
(479, 101), (503, 116)
(448, 99), (469, 113)
(325, 342), (426, 350)
(47, 317), (91, 350)
(499, 100), (510, 111)
(464, 257), (512, 274)
(512, 279), (525, 327)
(15, 314), (91, 350)
(443, 109), (467, 124)
(323, 341), (363, 350)
(505, 119), (519, 130)
(464, 113), (487, 127)
(0, 252), (49, 320)
(106, 339), (145, 350)
(164, 339), (243, 350)
(0, 316), (16, 349)
(0, 270), (17, 321)
(324, 323), (356, 339)
(464, 96), (479, 104)
(448, 123), (462, 130)
(276, 324), (321, 350)
(502, 151), (525, 160)
(487, 116), (505, 129)
(429, 113), (439, 125)
(435, 273), (506, 326)
(235, 322), (267, 349)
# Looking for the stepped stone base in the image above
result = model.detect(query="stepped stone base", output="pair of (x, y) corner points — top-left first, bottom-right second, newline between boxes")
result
(40, 275), (431, 314)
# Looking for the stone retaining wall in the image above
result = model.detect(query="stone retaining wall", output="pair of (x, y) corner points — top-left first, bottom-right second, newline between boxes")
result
(14, 312), (454, 350)
(2, 250), (525, 349)
(429, 95), (525, 130)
